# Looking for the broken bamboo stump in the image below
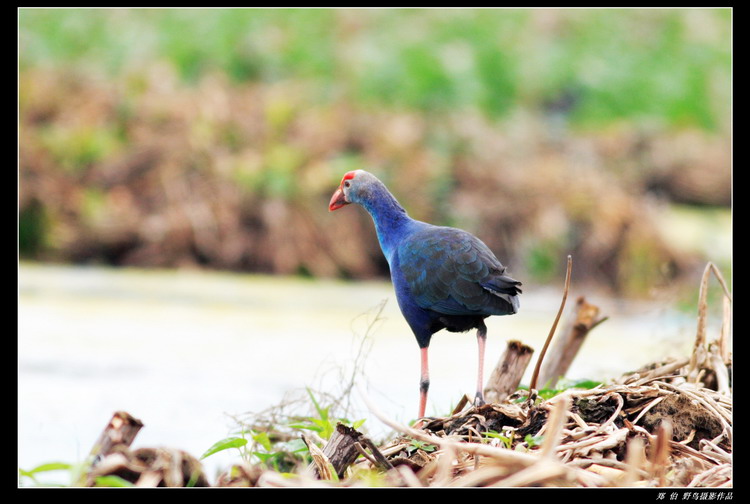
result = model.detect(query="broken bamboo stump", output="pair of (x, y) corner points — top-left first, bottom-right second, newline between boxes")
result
(77, 411), (144, 486)
(88, 411), (144, 465)
(483, 340), (535, 404)
(80, 411), (210, 487)
(304, 422), (392, 480)
(537, 296), (606, 389)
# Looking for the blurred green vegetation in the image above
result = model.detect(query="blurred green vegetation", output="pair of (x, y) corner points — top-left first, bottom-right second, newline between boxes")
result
(18, 8), (732, 296)
(20, 8), (730, 129)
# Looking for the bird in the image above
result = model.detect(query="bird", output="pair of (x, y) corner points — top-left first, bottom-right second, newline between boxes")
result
(329, 170), (521, 421)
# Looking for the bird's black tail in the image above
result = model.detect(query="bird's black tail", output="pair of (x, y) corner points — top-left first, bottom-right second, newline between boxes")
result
(481, 274), (522, 314)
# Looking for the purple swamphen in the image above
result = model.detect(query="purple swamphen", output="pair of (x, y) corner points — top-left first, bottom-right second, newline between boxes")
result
(329, 170), (521, 421)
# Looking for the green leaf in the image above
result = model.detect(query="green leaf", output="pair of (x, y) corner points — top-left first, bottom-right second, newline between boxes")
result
(306, 387), (328, 422)
(94, 475), (135, 487)
(253, 451), (281, 464)
(251, 431), (273, 452)
(483, 430), (513, 449)
(351, 418), (366, 430)
(200, 436), (248, 459)
(536, 378), (605, 400)
(289, 421), (323, 433)
(407, 439), (436, 453)
(538, 388), (561, 400)
(18, 469), (35, 480)
(569, 379), (603, 390)
(285, 438), (309, 453)
(311, 418), (330, 429)
(21, 462), (73, 475)
(524, 434), (544, 448)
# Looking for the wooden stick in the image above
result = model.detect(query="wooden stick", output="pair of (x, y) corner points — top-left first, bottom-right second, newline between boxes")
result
(358, 437), (394, 473)
(451, 394), (472, 415)
(483, 340), (535, 404)
(537, 296), (606, 389)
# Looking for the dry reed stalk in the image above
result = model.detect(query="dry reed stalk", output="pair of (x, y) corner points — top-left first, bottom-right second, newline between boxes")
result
(689, 262), (732, 383)
(720, 296), (731, 363)
(652, 420), (673, 487)
(540, 394), (571, 459)
(395, 465), (423, 487)
(529, 255), (573, 395)
(622, 435), (646, 486)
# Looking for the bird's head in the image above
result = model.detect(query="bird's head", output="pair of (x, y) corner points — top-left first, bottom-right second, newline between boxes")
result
(328, 169), (371, 211)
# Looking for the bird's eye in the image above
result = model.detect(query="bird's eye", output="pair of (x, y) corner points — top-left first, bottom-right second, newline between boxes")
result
(344, 180), (351, 188)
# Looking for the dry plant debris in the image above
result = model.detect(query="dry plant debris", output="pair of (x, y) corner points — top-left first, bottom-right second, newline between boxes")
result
(350, 356), (731, 488)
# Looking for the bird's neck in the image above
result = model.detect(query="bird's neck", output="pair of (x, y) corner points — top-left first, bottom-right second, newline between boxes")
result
(360, 183), (414, 261)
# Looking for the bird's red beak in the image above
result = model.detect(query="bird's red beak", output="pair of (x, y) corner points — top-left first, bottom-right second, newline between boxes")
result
(328, 186), (349, 211)
(329, 171), (357, 211)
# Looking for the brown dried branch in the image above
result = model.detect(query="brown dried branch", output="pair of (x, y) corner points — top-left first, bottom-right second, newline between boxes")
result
(529, 255), (573, 395)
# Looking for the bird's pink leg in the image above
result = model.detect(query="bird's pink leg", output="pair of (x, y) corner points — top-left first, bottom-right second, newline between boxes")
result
(418, 346), (430, 420)
(475, 323), (487, 407)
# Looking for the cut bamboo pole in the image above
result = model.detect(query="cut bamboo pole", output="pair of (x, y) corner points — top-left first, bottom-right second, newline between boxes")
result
(483, 340), (535, 404)
(88, 411), (144, 464)
(305, 422), (391, 480)
(77, 411), (144, 486)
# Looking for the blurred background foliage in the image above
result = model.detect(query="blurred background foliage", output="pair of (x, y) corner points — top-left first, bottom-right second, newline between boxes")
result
(19, 8), (731, 297)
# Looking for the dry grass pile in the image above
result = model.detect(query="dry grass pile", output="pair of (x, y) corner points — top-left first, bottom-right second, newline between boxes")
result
(235, 350), (730, 488)
(359, 358), (731, 488)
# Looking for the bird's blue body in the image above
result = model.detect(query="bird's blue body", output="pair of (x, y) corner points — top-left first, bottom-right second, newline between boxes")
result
(329, 170), (521, 418)
(352, 174), (520, 348)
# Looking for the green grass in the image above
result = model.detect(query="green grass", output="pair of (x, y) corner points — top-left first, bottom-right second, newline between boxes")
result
(19, 8), (731, 130)
(200, 388), (366, 475)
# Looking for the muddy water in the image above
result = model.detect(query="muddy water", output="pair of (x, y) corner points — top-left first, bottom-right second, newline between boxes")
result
(18, 262), (701, 484)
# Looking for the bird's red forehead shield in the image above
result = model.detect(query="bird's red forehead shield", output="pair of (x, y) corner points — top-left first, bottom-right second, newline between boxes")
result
(328, 171), (357, 211)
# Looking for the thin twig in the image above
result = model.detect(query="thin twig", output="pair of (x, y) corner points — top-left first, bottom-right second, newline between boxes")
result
(708, 262), (732, 302)
(529, 255), (573, 395)
(594, 392), (624, 434)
